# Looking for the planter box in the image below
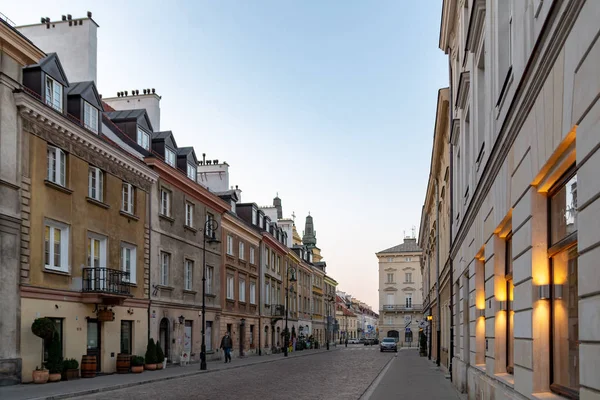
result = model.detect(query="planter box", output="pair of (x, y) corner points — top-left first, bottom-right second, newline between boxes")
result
(131, 366), (144, 373)
(62, 369), (79, 381)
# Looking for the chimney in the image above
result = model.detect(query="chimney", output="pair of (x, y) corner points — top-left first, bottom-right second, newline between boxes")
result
(103, 87), (161, 131)
(273, 195), (282, 219)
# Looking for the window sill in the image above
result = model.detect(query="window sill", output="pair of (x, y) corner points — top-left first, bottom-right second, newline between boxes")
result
(120, 211), (139, 221)
(159, 214), (175, 223)
(43, 267), (70, 276)
(226, 298), (235, 303)
(184, 225), (198, 234)
(494, 373), (515, 388)
(183, 289), (197, 295)
(239, 301), (247, 305)
(44, 180), (73, 195)
(86, 197), (110, 209)
(156, 285), (174, 292)
(226, 254), (235, 260)
(205, 293), (216, 298)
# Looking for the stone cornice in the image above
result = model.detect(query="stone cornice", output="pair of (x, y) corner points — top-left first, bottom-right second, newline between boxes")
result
(262, 232), (288, 255)
(450, 0), (584, 260)
(15, 92), (158, 191)
(450, 118), (461, 146)
(223, 213), (261, 245)
(439, 0), (458, 52)
(0, 22), (45, 66)
(383, 287), (398, 292)
(465, 0), (485, 53)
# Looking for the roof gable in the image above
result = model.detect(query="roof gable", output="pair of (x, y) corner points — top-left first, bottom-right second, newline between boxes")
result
(378, 239), (421, 254)
(67, 81), (102, 109)
(105, 109), (153, 132)
(25, 53), (69, 87)
(178, 147), (198, 165)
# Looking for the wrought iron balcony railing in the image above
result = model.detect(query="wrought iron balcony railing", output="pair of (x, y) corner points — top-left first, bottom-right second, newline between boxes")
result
(82, 268), (131, 296)
(271, 304), (285, 317)
(381, 304), (423, 312)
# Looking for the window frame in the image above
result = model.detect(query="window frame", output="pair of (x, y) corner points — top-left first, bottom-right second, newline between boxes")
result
(83, 101), (99, 133)
(226, 274), (235, 300)
(122, 183), (135, 214)
(184, 259), (193, 291)
(185, 202), (194, 228)
(239, 241), (245, 261)
(250, 247), (255, 264)
(44, 219), (69, 273)
(45, 75), (63, 112)
(121, 242), (137, 283)
(187, 163), (197, 181)
(88, 166), (104, 202)
(227, 235), (234, 256)
(160, 251), (170, 286)
(47, 146), (66, 187)
(165, 148), (176, 167)
(387, 273), (394, 283)
(206, 266), (214, 294)
(250, 281), (256, 304)
(239, 277), (246, 302)
(160, 188), (171, 217)
(136, 128), (150, 150)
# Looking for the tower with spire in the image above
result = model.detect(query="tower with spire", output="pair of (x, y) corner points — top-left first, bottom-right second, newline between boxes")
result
(302, 213), (322, 262)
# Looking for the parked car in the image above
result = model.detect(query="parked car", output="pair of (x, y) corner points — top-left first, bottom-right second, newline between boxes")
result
(348, 338), (360, 344)
(380, 337), (398, 352)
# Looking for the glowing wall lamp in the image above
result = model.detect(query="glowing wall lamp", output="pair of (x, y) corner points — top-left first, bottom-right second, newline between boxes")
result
(476, 309), (485, 319)
(427, 315), (433, 321)
(497, 301), (507, 311)
(553, 284), (564, 299)
(538, 284), (551, 300)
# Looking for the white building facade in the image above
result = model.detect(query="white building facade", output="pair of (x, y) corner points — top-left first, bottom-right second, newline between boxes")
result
(440, 0), (599, 399)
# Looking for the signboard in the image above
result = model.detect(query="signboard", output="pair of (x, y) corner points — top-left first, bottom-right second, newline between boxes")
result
(418, 320), (427, 329)
(97, 310), (115, 322)
(404, 315), (412, 324)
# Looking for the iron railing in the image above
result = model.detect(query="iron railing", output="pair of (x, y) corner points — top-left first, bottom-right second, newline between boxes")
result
(381, 304), (423, 311)
(271, 304), (285, 317)
(82, 268), (131, 295)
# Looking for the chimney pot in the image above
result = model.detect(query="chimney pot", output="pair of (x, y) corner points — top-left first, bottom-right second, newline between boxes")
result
(117, 92), (121, 97)
(143, 89), (147, 95)
(67, 14), (72, 20)
(87, 11), (92, 18)
(124, 91), (128, 96)
(136, 90), (139, 95)
(152, 88), (155, 94)
(214, 159), (218, 164)
(61, 15), (66, 21)
(41, 17), (45, 23)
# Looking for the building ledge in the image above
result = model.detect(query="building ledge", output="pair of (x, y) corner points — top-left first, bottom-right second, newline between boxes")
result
(44, 180), (73, 195)
(43, 268), (70, 277)
(494, 373), (515, 388)
(86, 197), (110, 209)
(120, 210), (140, 221)
(159, 214), (175, 223)
(184, 225), (197, 234)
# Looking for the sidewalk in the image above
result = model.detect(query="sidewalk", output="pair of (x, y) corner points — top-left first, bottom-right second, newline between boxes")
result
(365, 349), (464, 400)
(0, 348), (336, 400)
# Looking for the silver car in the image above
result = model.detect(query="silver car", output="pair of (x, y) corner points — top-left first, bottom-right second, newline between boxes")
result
(380, 337), (397, 352)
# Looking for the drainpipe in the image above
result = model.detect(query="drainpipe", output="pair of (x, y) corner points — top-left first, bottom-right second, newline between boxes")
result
(147, 185), (153, 343)
(427, 253), (432, 360)
(436, 179), (441, 367)
(448, 54), (455, 382)
(258, 242), (262, 356)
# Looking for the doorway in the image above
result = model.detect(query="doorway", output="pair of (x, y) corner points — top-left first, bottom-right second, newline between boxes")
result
(239, 322), (245, 356)
(87, 319), (101, 372)
(387, 329), (400, 341)
(159, 318), (170, 361)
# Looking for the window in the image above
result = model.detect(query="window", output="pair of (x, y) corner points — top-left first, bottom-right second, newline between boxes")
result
(43, 318), (63, 362)
(496, 0), (513, 103)
(250, 281), (256, 304)
(386, 316), (393, 325)
(165, 148), (176, 167)
(184, 259), (193, 291)
(45, 76), (62, 112)
(265, 248), (269, 267)
(265, 283), (270, 305)
(88, 167), (103, 201)
(187, 163), (196, 181)
(227, 235), (234, 256)
(206, 321), (213, 351)
(276, 256), (280, 274)
(44, 220), (69, 272)
(137, 128), (149, 150)
(405, 329), (413, 343)
(259, 214), (264, 228)
(121, 243), (136, 283)
(405, 257), (412, 262)
(387, 273), (394, 283)
(252, 209), (257, 225)
(271, 253), (275, 271)
(185, 202), (194, 227)
(83, 101), (98, 133)
(226, 274), (234, 300)
(87, 233), (107, 269)
(239, 278), (246, 302)
(205, 213), (215, 238)
(405, 294), (412, 308)
(47, 146), (66, 186)
(250, 325), (254, 346)
(160, 189), (171, 217)
(206, 266), (214, 294)
(239, 242), (245, 260)
(387, 257), (393, 262)
(120, 320), (133, 355)
(549, 172), (578, 397)
(122, 183), (134, 214)
(505, 233), (514, 374)
(405, 272), (412, 283)
(250, 247), (255, 264)
(160, 252), (170, 286)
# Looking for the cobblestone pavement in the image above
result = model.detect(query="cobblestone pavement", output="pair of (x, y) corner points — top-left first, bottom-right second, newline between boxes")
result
(78, 345), (393, 400)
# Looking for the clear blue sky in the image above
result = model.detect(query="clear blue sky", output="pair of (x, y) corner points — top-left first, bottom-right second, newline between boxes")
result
(5, 0), (448, 309)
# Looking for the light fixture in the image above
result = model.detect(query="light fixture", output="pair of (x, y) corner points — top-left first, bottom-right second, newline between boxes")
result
(426, 315), (433, 321)
(538, 284), (551, 300)
(554, 284), (564, 299)
(497, 301), (507, 311)
(476, 309), (485, 318)
(178, 315), (185, 325)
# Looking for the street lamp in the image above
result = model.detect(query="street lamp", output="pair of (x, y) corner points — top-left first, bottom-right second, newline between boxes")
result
(325, 295), (334, 350)
(283, 266), (297, 357)
(200, 218), (220, 371)
(240, 318), (246, 357)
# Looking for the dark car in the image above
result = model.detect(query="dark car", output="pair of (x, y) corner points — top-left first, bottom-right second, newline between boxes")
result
(380, 337), (398, 352)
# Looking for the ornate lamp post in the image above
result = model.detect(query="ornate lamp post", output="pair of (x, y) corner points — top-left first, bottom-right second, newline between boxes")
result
(200, 218), (220, 371)
(283, 266), (297, 357)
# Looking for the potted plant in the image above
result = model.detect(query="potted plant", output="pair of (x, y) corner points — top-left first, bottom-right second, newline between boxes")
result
(62, 358), (79, 380)
(144, 338), (157, 370)
(131, 356), (144, 373)
(32, 366), (49, 384)
(156, 342), (165, 370)
(31, 317), (56, 383)
(45, 333), (63, 382)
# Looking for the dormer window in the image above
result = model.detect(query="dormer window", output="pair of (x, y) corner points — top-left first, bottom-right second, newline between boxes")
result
(165, 148), (176, 167)
(252, 209), (257, 225)
(45, 76), (63, 112)
(187, 163), (196, 181)
(259, 215), (264, 228)
(137, 128), (150, 150)
(83, 101), (98, 133)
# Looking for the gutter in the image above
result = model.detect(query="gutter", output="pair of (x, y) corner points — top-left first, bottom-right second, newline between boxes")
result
(448, 50), (455, 383)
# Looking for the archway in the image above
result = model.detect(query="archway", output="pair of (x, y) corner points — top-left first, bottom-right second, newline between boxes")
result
(387, 329), (399, 341)
(159, 318), (170, 361)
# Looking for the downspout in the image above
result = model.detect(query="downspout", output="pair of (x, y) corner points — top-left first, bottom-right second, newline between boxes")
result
(448, 54), (455, 382)
(258, 242), (262, 356)
(436, 180), (441, 367)
(147, 182), (153, 343)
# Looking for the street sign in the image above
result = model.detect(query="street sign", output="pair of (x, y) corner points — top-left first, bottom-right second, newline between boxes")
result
(418, 320), (427, 329)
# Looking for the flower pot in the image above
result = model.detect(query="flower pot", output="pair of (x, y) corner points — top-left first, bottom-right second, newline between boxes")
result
(144, 363), (157, 371)
(32, 369), (49, 384)
(156, 362), (163, 370)
(62, 369), (79, 381)
(131, 366), (144, 373)
(48, 373), (62, 382)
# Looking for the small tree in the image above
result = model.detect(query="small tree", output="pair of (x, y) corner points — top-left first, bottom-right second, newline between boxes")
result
(145, 338), (157, 364)
(156, 342), (165, 364)
(44, 333), (63, 374)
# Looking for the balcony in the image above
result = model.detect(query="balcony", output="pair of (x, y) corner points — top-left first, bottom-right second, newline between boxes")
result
(381, 304), (423, 312)
(82, 268), (132, 305)
(271, 304), (285, 317)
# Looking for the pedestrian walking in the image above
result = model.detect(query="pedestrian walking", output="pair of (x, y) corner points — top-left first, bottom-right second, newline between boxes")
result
(220, 332), (233, 363)
(345, 338), (348, 347)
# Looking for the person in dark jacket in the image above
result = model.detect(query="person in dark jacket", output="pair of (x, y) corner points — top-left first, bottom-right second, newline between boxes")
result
(220, 332), (233, 363)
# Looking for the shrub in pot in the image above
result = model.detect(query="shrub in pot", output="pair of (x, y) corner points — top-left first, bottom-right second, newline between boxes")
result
(62, 358), (79, 380)
(45, 333), (63, 382)
(131, 356), (145, 373)
(144, 338), (157, 370)
(32, 366), (49, 384)
(31, 317), (57, 382)
(156, 342), (165, 370)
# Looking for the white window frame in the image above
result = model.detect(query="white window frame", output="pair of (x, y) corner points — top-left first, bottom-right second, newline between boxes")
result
(184, 259), (193, 291)
(45, 76), (63, 112)
(122, 183), (134, 214)
(187, 163), (196, 181)
(250, 281), (256, 304)
(387, 273), (394, 283)
(83, 101), (98, 133)
(165, 148), (176, 167)
(239, 241), (245, 260)
(265, 283), (270, 305)
(160, 189), (171, 217)
(405, 294), (413, 308)
(239, 278), (246, 302)
(44, 219), (69, 272)
(250, 247), (255, 264)
(185, 202), (194, 227)
(227, 274), (234, 300)
(405, 272), (412, 283)
(227, 235), (234, 256)
(206, 266), (214, 294)
(252, 209), (257, 225)
(87, 232), (107, 269)
(137, 128), (150, 150)
(405, 257), (412, 262)
(47, 146), (66, 186)
(121, 243), (137, 283)
(88, 166), (103, 202)
(160, 252), (170, 286)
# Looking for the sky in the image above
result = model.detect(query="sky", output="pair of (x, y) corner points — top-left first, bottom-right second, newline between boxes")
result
(4, 0), (449, 310)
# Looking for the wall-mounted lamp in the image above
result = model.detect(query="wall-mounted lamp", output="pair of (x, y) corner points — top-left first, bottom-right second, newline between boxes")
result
(476, 309), (485, 319)
(426, 315), (433, 321)
(178, 315), (185, 325)
(127, 308), (134, 315)
(497, 301), (507, 312)
(553, 284), (564, 299)
(538, 284), (551, 300)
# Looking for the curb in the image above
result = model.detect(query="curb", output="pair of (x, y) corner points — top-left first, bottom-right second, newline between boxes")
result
(357, 353), (396, 400)
(25, 348), (340, 400)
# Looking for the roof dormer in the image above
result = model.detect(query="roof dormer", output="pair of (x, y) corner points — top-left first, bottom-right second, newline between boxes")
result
(151, 131), (178, 167)
(105, 109), (153, 152)
(23, 53), (69, 114)
(177, 147), (198, 182)
(66, 81), (102, 134)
